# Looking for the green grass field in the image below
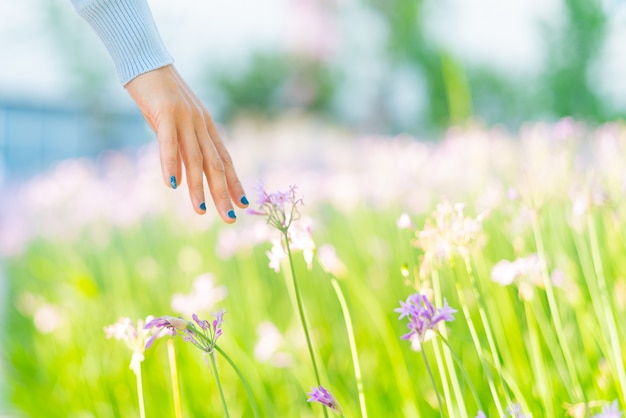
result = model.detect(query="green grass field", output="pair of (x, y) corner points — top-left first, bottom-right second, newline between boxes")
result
(2, 119), (625, 417)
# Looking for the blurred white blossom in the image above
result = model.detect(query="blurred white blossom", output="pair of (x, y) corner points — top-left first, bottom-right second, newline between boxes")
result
(491, 254), (567, 301)
(254, 321), (293, 368)
(413, 201), (485, 277)
(170, 273), (227, 317)
(103, 316), (156, 375)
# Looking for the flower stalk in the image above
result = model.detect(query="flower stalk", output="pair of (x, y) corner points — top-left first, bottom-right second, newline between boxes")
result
(249, 184), (328, 418)
(285, 236), (324, 390)
(420, 338), (444, 416)
(432, 267), (466, 416)
(209, 350), (230, 418)
(214, 345), (261, 418)
(329, 275), (368, 418)
(531, 215), (584, 402)
(136, 363), (146, 418)
(103, 317), (155, 418)
(167, 338), (183, 418)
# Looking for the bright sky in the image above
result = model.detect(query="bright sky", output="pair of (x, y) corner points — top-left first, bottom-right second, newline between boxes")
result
(1, 0), (625, 110)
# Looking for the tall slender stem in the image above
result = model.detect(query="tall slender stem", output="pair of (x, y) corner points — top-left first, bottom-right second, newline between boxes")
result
(454, 280), (503, 415)
(167, 339), (183, 418)
(523, 300), (553, 414)
(283, 236), (320, 379)
(136, 363), (146, 418)
(283, 233), (328, 418)
(439, 336), (484, 412)
(420, 341), (444, 417)
(214, 345), (261, 418)
(463, 256), (511, 406)
(432, 267), (467, 417)
(587, 214), (626, 403)
(209, 351), (230, 418)
(531, 215), (584, 402)
(329, 275), (368, 418)
(431, 339), (454, 415)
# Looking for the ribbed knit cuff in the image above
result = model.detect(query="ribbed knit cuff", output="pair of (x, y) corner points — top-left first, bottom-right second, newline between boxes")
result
(72, 0), (174, 85)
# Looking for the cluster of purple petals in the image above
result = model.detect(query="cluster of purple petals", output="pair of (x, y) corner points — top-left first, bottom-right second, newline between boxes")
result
(144, 310), (225, 353)
(395, 293), (457, 341)
(246, 184), (303, 230)
(306, 385), (342, 415)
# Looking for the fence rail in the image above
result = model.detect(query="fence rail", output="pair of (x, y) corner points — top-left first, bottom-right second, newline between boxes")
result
(0, 99), (151, 180)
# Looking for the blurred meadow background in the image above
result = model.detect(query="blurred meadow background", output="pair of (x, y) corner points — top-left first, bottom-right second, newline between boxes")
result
(2, 0), (626, 417)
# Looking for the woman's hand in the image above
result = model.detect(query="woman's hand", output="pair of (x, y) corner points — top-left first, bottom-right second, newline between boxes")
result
(125, 65), (248, 223)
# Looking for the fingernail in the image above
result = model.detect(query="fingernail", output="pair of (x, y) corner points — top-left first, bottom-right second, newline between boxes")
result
(199, 202), (206, 211)
(170, 175), (177, 189)
(227, 210), (237, 219)
(240, 195), (249, 205)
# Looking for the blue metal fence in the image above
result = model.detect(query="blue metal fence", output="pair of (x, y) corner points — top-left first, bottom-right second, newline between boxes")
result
(0, 99), (152, 179)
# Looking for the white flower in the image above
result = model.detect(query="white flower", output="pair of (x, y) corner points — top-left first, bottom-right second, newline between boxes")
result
(254, 322), (292, 367)
(317, 244), (348, 277)
(170, 273), (227, 317)
(397, 213), (413, 230)
(103, 316), (155, 375)
(266, 239), (287, 273)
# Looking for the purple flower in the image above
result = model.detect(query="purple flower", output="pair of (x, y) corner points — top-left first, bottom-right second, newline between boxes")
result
(247, 183), (303, 231)
(306, 385), (342, 416)
(475, 412), (487, 418)
(211, 309), (225, 344)
(144, 316), (191, 349)
(192, 313), (210, 330)
(594, 400), (622, 418)
(144, 311), (225, 353)
(395, 293), (457, 343)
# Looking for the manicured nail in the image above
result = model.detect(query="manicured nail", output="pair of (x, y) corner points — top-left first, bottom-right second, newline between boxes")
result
(199, 202), (206, 211)
(227, 210), (237, 219)
(240, 195), (249, 205)
(170, 175), (177, 189)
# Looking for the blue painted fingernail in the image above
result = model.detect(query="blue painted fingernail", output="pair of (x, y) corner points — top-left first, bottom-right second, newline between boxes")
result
(200, 202), (206, 211)
(227, 210), (237, 219)
(240, 195), (249, 205)
(170, 175), (177, 189)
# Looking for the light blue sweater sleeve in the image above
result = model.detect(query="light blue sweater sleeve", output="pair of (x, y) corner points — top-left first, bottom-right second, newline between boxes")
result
(71, 0), (174, 86)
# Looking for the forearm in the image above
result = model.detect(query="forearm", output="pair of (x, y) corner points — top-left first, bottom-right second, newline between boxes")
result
(71, 0), (174, 86)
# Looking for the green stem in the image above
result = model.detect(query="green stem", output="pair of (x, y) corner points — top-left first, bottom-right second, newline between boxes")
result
(432, 267), (467, 417)
(530, 295), (576, 401)
(329, 276), (368, 418)
(284, 234), (321, 383)
(531, 215), (584, 402)
(523, 300), (553, 414)
(283, 233), (328, 418)
(420, 340), (444, 416)
(454, 280), (504, 415)
(167, 339), (183, 418)
(463, 256), (511, 405)
(136, 362), (146, 418)
(587, 214), (626, 403)
(214, 345), (261, 418)
(431, 338), (453, 415)
(439, 336), (484, 412)
(209, 351), (230, 418)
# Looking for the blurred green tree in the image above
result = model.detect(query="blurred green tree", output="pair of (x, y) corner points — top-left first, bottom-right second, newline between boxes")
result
(214, 52), (336, 121)
(539, 0), (608, 120)
(365, 0), (472, 129)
